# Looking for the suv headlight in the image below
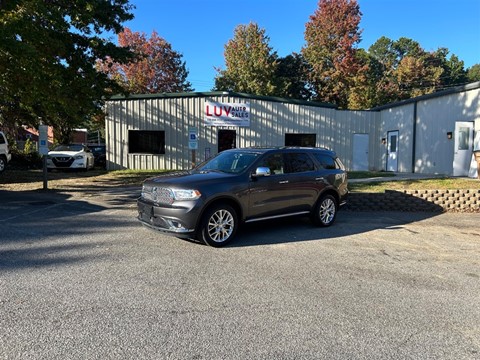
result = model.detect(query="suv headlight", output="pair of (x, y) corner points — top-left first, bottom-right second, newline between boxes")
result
(172, 189), (201, 201)
(74, 155), (84, 160)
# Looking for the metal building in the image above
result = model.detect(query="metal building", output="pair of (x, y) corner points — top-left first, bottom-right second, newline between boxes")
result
(105, 92), (377, 171)
(105, 82), (480, 176)
(373, 81), (480, 176)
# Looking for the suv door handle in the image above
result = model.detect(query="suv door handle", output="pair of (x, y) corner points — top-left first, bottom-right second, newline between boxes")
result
(315, 177), (324, 181)
(279, 180), (289, 184)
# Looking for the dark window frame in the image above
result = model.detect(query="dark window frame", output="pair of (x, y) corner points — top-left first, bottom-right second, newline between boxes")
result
(128, 130), (165, 155)
(285, 133), (317, 147)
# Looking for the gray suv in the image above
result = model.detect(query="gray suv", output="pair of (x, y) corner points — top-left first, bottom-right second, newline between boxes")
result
(137, 147), (348, 247)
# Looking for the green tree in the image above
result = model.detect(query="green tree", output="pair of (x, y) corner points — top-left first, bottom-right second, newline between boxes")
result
(302, 0), (365, 108)
(430, 49), (467, 88)
(214, 22), (278, 96)
(396, 55), (443, 98)
(467, 64), (480, 82)
(0, 0), (133, 141)
(362, 37), (469, 107)
(97, 28), (192, 94)
(274, 53), (313, 100)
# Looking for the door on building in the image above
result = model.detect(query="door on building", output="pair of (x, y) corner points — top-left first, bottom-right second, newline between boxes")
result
(386, 130), (399, 172)
(218, 130), (236, 153)
(453, 121), (474, 176)
(352, 134), (369, 171)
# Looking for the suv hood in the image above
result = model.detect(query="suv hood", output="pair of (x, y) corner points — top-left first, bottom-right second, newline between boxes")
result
(146, 170), (237, 187)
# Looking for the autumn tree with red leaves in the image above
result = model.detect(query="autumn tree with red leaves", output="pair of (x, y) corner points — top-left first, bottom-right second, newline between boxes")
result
(98, 28), (192, 94)
(302, 0), (365, 108)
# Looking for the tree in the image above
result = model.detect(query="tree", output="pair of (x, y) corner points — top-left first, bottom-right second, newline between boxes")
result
(97, 28), (192, 94)
(361, 37), (470, 107)
(396, 55), (443, 98)
(274, 53), (313, 100)
(214, 22), (278, 96)
(0, 0), (134, 141)
(347, 49), (377, 109)
(302, 0), (365, 108)
(467, 64), (480, 82)
(430, 49), (467, 88)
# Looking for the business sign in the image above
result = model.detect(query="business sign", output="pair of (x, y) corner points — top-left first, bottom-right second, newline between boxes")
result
(204, 101), (250, 127)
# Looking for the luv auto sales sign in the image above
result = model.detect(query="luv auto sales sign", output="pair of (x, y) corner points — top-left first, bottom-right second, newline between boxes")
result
(204, 101), (250, 127)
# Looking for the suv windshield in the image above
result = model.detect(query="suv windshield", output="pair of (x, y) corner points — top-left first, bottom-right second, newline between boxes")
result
(196, 151), (260, 174)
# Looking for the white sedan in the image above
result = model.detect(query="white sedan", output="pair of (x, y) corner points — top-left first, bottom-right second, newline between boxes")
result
(47, 144), (95, 171)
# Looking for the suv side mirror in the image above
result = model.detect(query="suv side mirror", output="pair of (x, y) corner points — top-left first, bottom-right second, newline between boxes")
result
(252, 166), (271, 177)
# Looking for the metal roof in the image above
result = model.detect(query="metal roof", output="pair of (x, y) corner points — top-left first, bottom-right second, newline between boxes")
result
(108, 91), (337, 109)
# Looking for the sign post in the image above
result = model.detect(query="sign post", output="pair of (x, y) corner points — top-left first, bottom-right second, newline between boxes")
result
(189, 127), (198, 168)
(38, 125), (49, 190)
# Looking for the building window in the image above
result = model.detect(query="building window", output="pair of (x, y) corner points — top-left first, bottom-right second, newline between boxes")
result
(285, 133), (316, 147)
(218, 129), (236, 152)
(128, 130), (165, 154)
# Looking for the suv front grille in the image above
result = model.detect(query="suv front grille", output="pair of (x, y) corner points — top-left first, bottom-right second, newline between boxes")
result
(142, 185), (174, 205)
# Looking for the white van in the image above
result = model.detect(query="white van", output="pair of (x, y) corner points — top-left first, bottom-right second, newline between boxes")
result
(0, 131), (12, 173)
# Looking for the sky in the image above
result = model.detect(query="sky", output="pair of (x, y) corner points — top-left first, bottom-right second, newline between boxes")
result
(114, 0), (480, 92)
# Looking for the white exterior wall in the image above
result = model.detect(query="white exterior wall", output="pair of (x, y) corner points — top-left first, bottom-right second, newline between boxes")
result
(105, 94), (377, 171)
(377, 85), (480, 175)
(377, 104), (415, 172)
(415, 87), (480, 174)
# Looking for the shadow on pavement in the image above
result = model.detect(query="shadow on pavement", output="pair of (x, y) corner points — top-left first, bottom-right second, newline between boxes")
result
(228, 211), (441, 248)
(0, 189), (137, 271)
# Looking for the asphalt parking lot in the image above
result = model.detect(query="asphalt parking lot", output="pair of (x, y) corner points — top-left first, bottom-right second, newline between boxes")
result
(0, 188), (479, 359)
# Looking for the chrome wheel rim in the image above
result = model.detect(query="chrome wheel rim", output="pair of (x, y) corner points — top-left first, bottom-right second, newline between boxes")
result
(207, 209), (234, 243)
(319, 198), (335, 224)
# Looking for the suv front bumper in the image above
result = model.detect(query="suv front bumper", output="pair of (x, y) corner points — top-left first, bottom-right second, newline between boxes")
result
(137, 198), (200, 238)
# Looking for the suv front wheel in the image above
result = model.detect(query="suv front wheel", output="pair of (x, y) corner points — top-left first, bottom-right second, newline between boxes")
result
(199, 204), (238, 247)
(312, 194), (337, 227)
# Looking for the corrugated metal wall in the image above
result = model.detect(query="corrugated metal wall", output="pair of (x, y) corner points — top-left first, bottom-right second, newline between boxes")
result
(377, 85), (480, 175)
(376, 104), (415, 172)
(105, 94), (378, 171)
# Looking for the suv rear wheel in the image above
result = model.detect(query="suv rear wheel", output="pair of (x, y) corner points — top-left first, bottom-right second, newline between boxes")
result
(312, 194), (337, 227)
(199, 204), (238, 247)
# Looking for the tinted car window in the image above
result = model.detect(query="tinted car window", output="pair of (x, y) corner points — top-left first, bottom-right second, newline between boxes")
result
(257, 153), (284, 175)
(284, 153), (315, 173)
(314, 154), (336, 170)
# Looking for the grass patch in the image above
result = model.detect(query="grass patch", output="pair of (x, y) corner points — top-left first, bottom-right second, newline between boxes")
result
(350, 177), (480, 193)
(1, 169), (478, 193)
(347, 171), (396, 179)
(0, 169), (169, 191)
